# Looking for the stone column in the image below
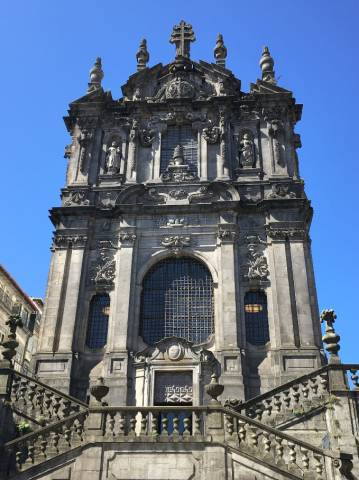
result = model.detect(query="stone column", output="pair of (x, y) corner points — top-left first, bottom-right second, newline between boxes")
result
(266, 230), (300, 348)
(199, 129), (208, 180)
(56, 246), (86, 351)
(290, 240), (320, 347)
(38, 245), (71, 352)
(108, 230), (136, 351)
(216, 224), (244, 399)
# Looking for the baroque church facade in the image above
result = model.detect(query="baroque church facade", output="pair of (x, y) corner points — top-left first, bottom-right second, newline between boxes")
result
(0, 21), (358, 480)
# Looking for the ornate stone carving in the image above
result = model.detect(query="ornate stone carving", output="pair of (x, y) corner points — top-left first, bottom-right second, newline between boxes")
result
(77, 130), (93, 172)
(141, 187), (166, 204)
(161, 145), (197, 183)
(268, 119), (285, 167)
(165, 77), (195, 99)
(218, 225), (238, 243)
(119, 233), (137, 245)
(105, 141), (122, 175)
(188, 185), (216, 203)
(134, 337), (215, 366)
(165, 218), (186, 227)
(127, 119), (138, 181)
(259, 46), (276, 84)
(161, 235), (191, 254)
(238, 131), (256, 168)
(138, 128), (155, 147)
(266, 224), (308, 241)
(64, 190), (90, 206)
(91, 241), (116, 288)
(205, 374), (224, 404)
(53, 234), (87, 249)
(245, 235), (269, 280)
(203, 123), (220, 144)
(168, 189), (188, 200)
(267, 184), (296, 199)
(98, 191), (118, 209)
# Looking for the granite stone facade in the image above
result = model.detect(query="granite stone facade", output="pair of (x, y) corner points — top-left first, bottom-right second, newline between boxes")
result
(1, 21), (358, 480)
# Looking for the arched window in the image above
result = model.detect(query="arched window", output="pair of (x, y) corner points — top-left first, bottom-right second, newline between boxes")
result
(244, 291), (269, 346)
(86, 294), (110, 349)
(140, 257), (214, 345)
(160, 125), (198, 175)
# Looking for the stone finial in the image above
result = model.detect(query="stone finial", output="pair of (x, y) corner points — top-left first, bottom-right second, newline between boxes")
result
(205, 373), (224, 404)
(214, 34), (227, 67)
(171, 145), (185, 165)
(320, 309), (341, 364)
(170, 20), (196, 59)
(259, 46), (276, 84)
(87, 57), (104, 93)
(136, 39), (149, 71)
(0, 315), (23, 365)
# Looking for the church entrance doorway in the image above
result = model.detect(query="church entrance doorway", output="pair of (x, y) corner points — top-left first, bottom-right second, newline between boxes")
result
(154, 371), (193, 434)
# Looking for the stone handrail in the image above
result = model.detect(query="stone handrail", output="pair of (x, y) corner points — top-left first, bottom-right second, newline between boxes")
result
(2, 404), (352, 478)
(226, 363), (359, 426)
(222, 407), (352, 478)
(8, 369), (87, 427)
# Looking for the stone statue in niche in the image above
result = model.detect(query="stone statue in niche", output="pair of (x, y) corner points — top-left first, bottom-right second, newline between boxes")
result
(239, 132), (256, 168)
(105, 141), (122, 175)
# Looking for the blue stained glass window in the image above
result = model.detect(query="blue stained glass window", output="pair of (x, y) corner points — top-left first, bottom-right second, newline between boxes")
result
(244, 291), (270, 346)
(86, 294), (110, 349)
(140, 258), (214, 345)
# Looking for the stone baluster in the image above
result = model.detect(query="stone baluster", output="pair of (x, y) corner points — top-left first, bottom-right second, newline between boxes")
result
(283, 390), (291, 410)
(107, 411), (116, 438)
(193, 412), (201, 435)
(128, 412), (137, 436)
(264, 398), (273, 418)
(183, 415), (191, 436)
(238, 420), (246, 443)
(249, 426), (259, 448)
(26, 442), (35, 466)
(313, 454), (324, 477)
(319, 373), (328, 394)
(301, 447), (310, 470)
(118, 412), (125, 435)
(161, 414), (168, 436)
(28, 383), (37, 413)
(140, 411), (148, 435)
(275, 437), (284, 461)
(53, 395), (61, 418)
(310, 377), (319, 397)
(225, 413), (234, 435)
(262, 431), (272, 454)
(151, 411), (159, 437)
(287, 441), (296, 465)
(291, 385), (300, 405)
(172, 412), (179, 436)
(302, 381), (309, 399)
(52, 429), (60, 454)
(274, 394), (282, 413)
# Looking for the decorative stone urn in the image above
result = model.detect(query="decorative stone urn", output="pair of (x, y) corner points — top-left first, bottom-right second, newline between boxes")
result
(205, 373), (224, 404)
(90, 377), (109, 405)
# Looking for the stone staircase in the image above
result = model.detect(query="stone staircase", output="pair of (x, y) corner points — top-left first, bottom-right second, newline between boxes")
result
(1, 404), (352, 479)
(226, 364), (359, 430)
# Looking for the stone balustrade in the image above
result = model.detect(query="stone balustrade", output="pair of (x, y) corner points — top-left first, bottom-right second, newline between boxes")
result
(9, 370), (87, 427)
(226, 364), (359, 426)
(3, 404), (352, 478)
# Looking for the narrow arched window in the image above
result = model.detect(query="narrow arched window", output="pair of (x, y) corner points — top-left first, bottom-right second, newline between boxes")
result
(86, 294), (110, 349)
(140, 257), (214, 345)
(244, 291), (269, 346)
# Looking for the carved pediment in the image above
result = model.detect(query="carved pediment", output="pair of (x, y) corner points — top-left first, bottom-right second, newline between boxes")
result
(134, 337), (215, 365)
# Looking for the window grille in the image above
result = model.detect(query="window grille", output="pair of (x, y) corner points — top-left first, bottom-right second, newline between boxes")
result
(140, 258), (214, 345)
(160, 125), (198, 174)
(85, 294), (110, 349)
(244, 291), (270, 346)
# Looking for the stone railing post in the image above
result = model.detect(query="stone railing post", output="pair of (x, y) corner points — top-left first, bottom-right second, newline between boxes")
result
(0, 315), (23, 445)
(85, 377), (109, 440)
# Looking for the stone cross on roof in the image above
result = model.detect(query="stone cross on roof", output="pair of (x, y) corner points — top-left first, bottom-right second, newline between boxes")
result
(170, 20), (196, 59)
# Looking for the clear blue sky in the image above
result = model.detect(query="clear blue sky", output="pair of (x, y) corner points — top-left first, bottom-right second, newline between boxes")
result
(0, 1), (357, 362)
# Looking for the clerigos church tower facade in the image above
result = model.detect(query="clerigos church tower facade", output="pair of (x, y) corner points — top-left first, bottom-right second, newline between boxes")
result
(1, 21), (358, 480)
